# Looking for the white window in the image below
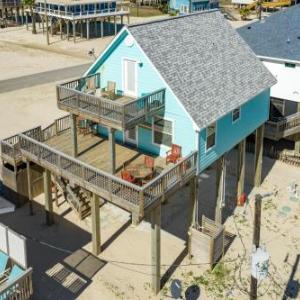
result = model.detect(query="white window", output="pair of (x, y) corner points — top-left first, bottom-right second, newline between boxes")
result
(232, 107), (241, 122)
(206, 122), (216, 151)
(153, 116), (173, 147)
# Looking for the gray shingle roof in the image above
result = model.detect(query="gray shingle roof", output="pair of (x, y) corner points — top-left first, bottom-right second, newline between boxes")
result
(128, 10), (276, 129)
(238, 5), (300, 62)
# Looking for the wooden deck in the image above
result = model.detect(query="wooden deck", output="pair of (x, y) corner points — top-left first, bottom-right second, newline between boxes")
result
(45, 130), (167, 179)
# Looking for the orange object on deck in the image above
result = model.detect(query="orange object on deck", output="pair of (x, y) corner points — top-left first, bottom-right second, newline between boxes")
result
(238, 192), (247, 206)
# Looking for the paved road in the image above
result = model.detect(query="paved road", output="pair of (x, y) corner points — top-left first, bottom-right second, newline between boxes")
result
(0, 63), (91, 94)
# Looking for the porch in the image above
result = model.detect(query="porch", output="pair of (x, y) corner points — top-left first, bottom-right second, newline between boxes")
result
(56, 74), (166, 131)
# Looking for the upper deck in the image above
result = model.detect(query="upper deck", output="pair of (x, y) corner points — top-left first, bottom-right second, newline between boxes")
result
(56, 74), (166, 131)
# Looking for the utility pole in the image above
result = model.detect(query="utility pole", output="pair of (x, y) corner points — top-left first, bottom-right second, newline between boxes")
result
(250, 194), (262, 300)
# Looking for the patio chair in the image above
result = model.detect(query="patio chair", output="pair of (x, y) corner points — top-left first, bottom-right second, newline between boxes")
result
(166, 144), (182, 165)
(144, 155), (155, 170)
(101, 81), (116, 100)
(121, 170), (136, 184)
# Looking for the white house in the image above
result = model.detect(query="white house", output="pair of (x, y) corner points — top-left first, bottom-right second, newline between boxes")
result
(238, 5), (300, 154)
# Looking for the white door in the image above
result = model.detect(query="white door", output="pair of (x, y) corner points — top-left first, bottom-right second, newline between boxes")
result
(125, 127), (137, 146)
(123, 59), (137, 97)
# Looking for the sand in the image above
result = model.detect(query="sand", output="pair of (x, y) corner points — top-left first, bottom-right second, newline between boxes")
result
(0, 17), (299, 300)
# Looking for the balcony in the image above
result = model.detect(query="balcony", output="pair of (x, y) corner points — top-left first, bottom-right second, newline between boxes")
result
(265, 112), (300, 141)
(56, 74), (166, 131)
(1, 115), (197, 223)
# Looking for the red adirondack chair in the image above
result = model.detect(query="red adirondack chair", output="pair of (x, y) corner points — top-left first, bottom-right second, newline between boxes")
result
(166, 144), (182, 164)
(144, 155), (155, 170)
(121, 170), (136, 183)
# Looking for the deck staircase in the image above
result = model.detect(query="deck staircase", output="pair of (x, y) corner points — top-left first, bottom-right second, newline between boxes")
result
(265, 112), (300, 141)
(54, 176), (91, 220)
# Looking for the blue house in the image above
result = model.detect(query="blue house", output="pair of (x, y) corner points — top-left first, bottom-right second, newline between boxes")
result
(0, 10), (276, 295)
(84, 10), (275, 173)
(169, 0), (219, 14)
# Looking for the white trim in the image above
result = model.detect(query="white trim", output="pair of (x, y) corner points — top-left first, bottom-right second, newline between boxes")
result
(258, 55), (300, 66)
(205, 121), (217, 153)
(152, 115), (174, 149)
(122, 57), (138, 97)
(131, 33), (200, 131)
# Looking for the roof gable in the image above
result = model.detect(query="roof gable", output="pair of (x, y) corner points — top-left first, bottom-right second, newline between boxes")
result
(128, 10), (276, 128)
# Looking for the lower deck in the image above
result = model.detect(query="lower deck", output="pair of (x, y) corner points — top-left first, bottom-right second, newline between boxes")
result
(45, 129), (167, 179)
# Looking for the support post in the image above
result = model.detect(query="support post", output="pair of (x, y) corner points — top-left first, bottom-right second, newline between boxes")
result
(91, 193), (101, 255)
(151, 202), (161, 295)
(127, 14), (130, 25)
(237, 139), (246, 202)
(26, 160), (34, 216)
(43, 169), (53, 225)
(72, 20), (76, 43)
(121, 15), (123, 25)
(25, 12), (28, 30)
(60, 19), (63, 39)
(50, 17), (53, 36)
(45, 14), (50, 45)
(250, 194), (262, 300)
(87, 19), (90, 40)
(100, 19), (103, 38)
(254, 125), (264, 187)
(70, 114), (78, 157)
(94, 18), (97, 37)
(215, 155), (225, 223)
(67, 20), (69, 40)
(108, 127), (116, 174)
(294, 103), (300, 154)
(189, 176), (198, 228)
(114, 15), (117, 35)
(80, 20), (83, 38)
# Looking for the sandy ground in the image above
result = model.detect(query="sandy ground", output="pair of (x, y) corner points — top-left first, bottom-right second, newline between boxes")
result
(0, 13), (299, 300)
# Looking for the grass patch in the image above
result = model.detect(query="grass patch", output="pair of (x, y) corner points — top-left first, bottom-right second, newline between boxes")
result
(129, 5), (165, 17)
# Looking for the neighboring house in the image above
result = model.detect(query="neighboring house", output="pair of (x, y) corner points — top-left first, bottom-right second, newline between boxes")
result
(169, 0), (218, 14)
(0, 10), (275, 295)
(32, 0), (129, 42)
(238, 5), (300, 154)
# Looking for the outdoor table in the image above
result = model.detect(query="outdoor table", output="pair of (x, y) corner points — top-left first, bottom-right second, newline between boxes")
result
(125, 163), (153, 183)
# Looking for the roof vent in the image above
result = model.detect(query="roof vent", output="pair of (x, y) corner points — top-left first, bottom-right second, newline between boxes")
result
(287, 38), (291, 44)
(297, 36), (300, 40)
(247, 26), (251, 30)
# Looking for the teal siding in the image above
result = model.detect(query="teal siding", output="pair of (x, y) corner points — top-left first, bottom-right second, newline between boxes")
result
(198, 89), (271, 172)
(87, 29), (197, 157)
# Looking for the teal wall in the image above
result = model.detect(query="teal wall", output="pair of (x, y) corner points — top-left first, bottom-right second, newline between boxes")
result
(198, 89), (271, 172)
(87, 29), (197, 157)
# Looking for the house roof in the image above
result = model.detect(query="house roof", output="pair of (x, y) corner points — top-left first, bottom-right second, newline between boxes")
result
(128, 10), (276, 129)
(238, 5), (300, 62)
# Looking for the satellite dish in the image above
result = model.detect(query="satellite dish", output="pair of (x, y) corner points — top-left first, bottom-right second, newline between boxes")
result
(170, 279), (182, 299)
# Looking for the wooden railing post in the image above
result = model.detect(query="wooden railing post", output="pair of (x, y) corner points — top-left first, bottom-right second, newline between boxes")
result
(139, 190), (144, 219)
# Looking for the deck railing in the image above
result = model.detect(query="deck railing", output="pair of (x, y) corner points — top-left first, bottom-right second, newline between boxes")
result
(0, 267), (33, 300)
(265, 111), (300, 140)
(57, 75), (165, 130)
(34, 6), (129, 18)
(15, 131), (196, 217)
(0, 115), (70, 164)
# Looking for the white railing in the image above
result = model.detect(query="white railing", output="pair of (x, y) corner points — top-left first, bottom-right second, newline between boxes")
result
(34, 6), (129, 18)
